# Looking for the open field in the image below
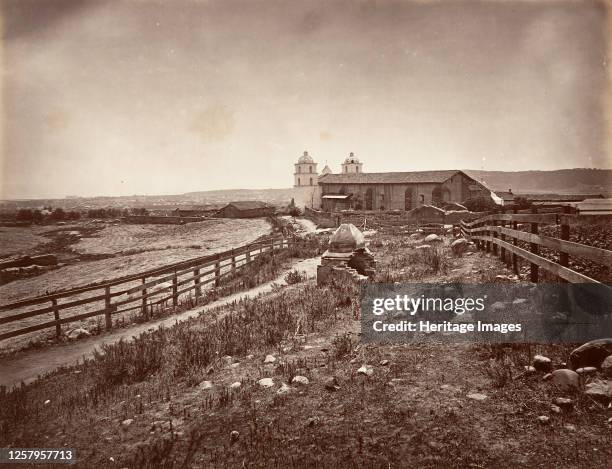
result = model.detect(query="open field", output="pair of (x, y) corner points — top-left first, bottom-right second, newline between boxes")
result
(2, 226), (609, 468)
(0, 218), (271, 353)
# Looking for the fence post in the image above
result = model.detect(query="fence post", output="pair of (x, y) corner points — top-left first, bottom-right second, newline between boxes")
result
(231, 249), (236, 273)
(104, 286), (112, 330)
(194, 268), (201, 297)
(492, 213), (498, 256)
(214, 259), (221, 287)
(270, 239), (275, 258)
(530, 207), (539, 283)
(500, 208), (506, 264)
(246, 246), (251, 264)
(559, 206), (570, 268)
(172, 272), (178, 306)
(512, 207), (518, 274)
(51, 298), (61, 338)
(485, 218), (491, 253)
(141, 277), (147, 316)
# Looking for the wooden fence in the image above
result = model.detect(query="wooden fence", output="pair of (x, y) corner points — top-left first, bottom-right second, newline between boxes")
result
(460, 208), (612, 284)
(0, 236), (294, 341)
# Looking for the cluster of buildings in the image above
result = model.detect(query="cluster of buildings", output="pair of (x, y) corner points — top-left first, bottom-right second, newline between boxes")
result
(292, 151), (490, 211)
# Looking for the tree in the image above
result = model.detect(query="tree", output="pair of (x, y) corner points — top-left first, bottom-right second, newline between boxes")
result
(50, 208), (66, 221)
(463, 195), (497, 212)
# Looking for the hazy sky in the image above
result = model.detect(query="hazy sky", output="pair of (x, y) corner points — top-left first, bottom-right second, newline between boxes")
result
(1, 0), (610, 199)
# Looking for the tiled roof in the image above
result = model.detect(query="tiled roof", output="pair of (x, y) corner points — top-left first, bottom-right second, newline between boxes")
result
(224, 201), (272, 210)
(318, 170), (464, 185)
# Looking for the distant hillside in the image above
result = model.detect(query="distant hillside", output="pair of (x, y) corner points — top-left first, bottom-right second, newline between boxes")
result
(182, 188), (294, 205)
(464, 169), (612, 195)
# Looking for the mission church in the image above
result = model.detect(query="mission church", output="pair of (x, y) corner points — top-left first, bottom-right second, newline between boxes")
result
(293, 151), (489, 211)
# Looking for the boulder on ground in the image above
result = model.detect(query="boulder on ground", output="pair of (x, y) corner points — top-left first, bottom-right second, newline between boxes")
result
(324, 376), (340, 392)
(416, 245), (432, 251)
(264, 354), (276, 364)
(533, 355), (552, 372)
(67, 328), (91, 340)
(584, 380), (612, 403)
(424, 234), (442, 243)
(601, 355), (612, 378)
(550, 369), (580, 392)
(292, 376), (309, 385)
(258, 378), (274, 388)
(450, 238), (468, 255)
(569, 338), (612, 370)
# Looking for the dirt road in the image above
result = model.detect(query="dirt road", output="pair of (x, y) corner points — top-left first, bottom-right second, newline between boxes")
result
(0, 256), (319, 389)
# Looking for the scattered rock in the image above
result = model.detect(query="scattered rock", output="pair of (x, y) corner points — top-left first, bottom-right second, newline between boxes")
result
(277, 383), (294, 395)
(466, 393), (488, 401)
(533, 355), (552, 372)
(553, 397), (573, 409)
(564, 424), (576, 431)
(450, 238), (468, 255)
(44, 399), (51, 405)
(122, 419), (133, 427)
(292, 376), (309, 385)
(246, 354), (254, 360)
(306, 417), (319, 427)
(416, 244), (432, 250)
(264, 354), (276, 364)
(221, 355), (233, 366)
(569, 339), (612, 370)
(537, 416), (550, 425)
(67, 328), (91, 340)
(424, 234), (442, 243)
(601, 355), (612, 378)
(576, 366), (597, 375)
(357, 365), (374, 376)
(229, 381), (241, 389)
(230, 430), (239, 444)
(543, 373), (552, 381)
(380, 359), (389, 366)
(258, 378), (274, 388)
(324, 376), (340, 392)
(513, 298), (527, 305)
(550, 404), (561, 414)
(199, 381), (213, 390)
(584, 380), (612, 403)
(524, 366), (537, 374)
(550, 369), (580, 392)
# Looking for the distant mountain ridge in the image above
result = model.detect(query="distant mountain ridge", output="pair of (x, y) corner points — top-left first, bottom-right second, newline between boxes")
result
(463, 169), (612, 195)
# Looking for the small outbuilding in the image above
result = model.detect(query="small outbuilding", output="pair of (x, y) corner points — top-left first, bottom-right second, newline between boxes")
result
(217, 201), (275, 218)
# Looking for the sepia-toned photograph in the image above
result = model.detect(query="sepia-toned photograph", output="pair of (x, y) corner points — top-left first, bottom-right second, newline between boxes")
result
(0, 0), (611, 467)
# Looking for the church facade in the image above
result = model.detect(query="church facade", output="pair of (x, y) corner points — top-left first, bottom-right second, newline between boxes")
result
(293, 151), (489, 211)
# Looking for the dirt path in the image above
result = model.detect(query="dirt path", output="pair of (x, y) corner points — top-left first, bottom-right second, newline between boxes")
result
(0, 257), (320, 389)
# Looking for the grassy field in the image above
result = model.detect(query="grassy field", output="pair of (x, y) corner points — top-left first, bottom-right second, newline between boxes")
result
(0, 228), (610, 468)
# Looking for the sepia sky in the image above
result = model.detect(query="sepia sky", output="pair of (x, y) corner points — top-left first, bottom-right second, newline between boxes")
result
(1, 0), (610, 199)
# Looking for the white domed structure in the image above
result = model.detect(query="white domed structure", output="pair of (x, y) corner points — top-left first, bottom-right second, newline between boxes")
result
(293, 150), (321, 209)
(298, 150), (314, 164)
(341, 152), (363, 174)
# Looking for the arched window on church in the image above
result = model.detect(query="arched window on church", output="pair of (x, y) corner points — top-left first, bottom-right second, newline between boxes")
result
(310, 177), (313, 186)
(297, 166), (301, 173)
(298, 177), (301, 186)
(356, 166), (359, 173)
(310, 166), (313, 173)
(344, 166), (348, 173)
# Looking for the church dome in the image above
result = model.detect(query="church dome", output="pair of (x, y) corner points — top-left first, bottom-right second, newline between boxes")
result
(343, 152), (360, 164)
(298, 150), (314, 164)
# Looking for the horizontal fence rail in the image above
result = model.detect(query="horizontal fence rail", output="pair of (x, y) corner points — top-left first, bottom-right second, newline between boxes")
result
(0, 237), (294, 341)
(459, 207), (611, 285)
